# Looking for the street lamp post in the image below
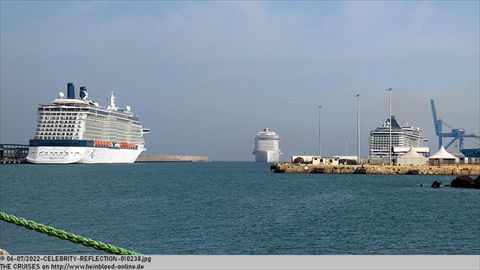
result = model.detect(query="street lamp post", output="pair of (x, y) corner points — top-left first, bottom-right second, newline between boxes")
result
(386, 88), (393, 166)
(355, 94), (360, 164)
(318, 106), (322, 156)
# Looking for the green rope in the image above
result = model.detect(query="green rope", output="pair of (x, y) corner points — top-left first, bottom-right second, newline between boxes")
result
(0, 211), (141, 255)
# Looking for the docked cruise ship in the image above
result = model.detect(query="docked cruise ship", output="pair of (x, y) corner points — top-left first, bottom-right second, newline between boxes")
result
(252, 128), (281, 162)
(369, 115), (427, 158)
(26, 83), (149, 164)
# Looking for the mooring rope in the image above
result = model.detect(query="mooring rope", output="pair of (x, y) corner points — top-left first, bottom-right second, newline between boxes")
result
(0, 211), (141, 255)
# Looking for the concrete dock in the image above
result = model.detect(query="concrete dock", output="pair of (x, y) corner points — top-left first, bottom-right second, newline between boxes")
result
(136, 154), (208, 163)
(271, 163), (480, 175)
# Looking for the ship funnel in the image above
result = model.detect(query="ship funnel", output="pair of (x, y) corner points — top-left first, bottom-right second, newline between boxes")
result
(79, 86), (88, 100)
(67, 83), (75, 99)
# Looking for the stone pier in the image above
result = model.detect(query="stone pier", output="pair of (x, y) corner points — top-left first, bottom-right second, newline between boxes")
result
(271, 163), (480, 175)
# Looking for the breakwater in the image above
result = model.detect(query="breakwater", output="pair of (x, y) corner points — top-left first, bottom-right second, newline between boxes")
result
(136, 154), (208, 162)
(271, 163), (480, 175)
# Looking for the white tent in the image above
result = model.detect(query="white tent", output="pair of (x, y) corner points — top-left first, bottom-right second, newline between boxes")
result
(429, 146), (458, 165)
(397, 147), (428, 165)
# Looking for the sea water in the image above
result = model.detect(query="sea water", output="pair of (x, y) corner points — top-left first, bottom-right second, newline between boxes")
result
(0, 162), (478, 254)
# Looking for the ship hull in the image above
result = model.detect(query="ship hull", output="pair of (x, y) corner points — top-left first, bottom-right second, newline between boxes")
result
(26, 146), (144, 164)
(254, 150), (280, 163)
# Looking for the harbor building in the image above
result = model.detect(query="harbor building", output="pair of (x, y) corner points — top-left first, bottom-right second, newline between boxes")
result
(396, 147), (428, 166)
(428, 146), (458, 165)
(253, 128), (281, 162)
(291, 155), (357, 165)
(369, 116), (428, 160)
(393, 146), (430, 157)
(0, 144), (29, 162)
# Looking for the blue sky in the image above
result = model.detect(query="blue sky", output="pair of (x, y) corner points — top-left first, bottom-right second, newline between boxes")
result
(1, 1), (479, 160)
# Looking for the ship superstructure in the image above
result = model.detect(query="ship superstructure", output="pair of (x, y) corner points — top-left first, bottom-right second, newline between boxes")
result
(369, 115), (427, 158)
(252, 128), (281, 162)
(26, 83), (149, 164)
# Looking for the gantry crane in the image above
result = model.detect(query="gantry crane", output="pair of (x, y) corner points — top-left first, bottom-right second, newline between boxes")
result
(430, 99), (479, 150)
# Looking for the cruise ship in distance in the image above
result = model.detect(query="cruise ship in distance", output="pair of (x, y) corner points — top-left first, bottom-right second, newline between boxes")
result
(252, 128), (281, 162)
(26, 83), (150, 164)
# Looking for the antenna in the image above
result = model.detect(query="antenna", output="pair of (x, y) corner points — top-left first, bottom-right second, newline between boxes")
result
(108, 91), (117, 110)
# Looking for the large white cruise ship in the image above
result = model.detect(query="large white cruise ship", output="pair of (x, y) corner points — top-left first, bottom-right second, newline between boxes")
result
(369, 115), (427, 158)
(252, 128), (281, 162)
(26, 83), (149, 164)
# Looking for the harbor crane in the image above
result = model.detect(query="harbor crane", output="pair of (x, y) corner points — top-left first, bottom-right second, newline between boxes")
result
(430, 99), (479, 150)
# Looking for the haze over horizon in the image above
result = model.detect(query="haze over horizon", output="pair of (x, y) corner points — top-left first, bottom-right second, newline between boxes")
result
(1, 1), (479, 161)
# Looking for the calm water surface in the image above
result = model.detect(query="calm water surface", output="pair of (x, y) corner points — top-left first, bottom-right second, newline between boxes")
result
(0, 162), (479, 254)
